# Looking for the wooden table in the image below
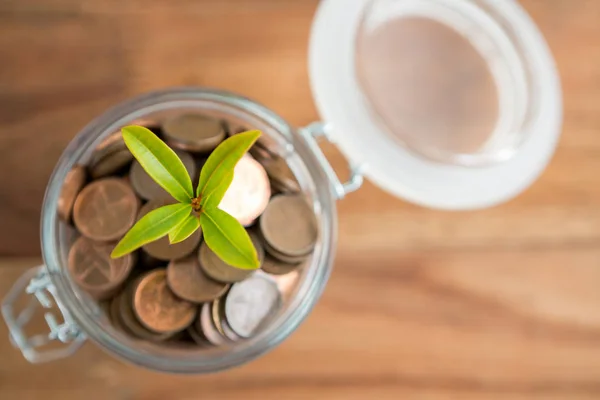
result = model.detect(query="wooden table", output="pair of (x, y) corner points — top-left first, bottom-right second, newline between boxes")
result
(2, 1), (600, 399)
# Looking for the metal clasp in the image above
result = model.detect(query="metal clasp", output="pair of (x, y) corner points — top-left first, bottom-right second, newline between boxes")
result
(299, 122), (363, 200)
(2, 266), (85, 363)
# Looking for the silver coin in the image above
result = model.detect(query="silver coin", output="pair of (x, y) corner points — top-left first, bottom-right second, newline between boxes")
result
(224, 275), (281, 338)
(221, 318), (242, 341)
(197, 302), (227, 346)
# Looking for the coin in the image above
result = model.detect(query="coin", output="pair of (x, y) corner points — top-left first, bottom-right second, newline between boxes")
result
(138, 198), (202, 260)
(223, 122), (248, 137)
(269, 177), (300, 195)
(73, 178), (139, 242)
(218, 155), (271, 226)
(197, 232), (263, 283)
(58, 165), (87, 222)
(248, 139), (278, 161)
(225, 275), (281, 338)
(109, 293), (131, 334)
(196, 303), (227, 346)
(259, 194), (318, 257)
(249, 230), (266, 264)
(68, 236), (135, 300)
(263, 240), (309, 264)
(210, 297), (242, 341)
(130, 150), (196, 200)
(120, 280), (174, 341)
(90, 131), (127, 167)
(133, 269), (196, 333)
(211, 298), (226, 337)
(163, 113), (225, 153)
(99, 299), (111, 319)
(109, 295), (121, 321)
(221, 317), (242, 341)
(261, 253), (301, 275)
(166, 254), (230, 303)
(251, 143), (300, 194)
(90, 149), (134, 179)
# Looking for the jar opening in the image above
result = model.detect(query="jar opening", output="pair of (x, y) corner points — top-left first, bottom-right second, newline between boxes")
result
(309, 0), (561, 209)
(355, 0), (530, 166)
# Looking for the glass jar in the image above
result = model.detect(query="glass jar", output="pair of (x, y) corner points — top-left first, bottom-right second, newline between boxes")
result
(3, 0), (562, 372)
(4, 88), (355, 372)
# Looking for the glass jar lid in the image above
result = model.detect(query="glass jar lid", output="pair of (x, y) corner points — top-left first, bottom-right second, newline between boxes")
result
(309, 0), (562, 210)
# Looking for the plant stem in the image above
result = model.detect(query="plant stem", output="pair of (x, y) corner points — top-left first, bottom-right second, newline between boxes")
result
(191, 197), (202, 212)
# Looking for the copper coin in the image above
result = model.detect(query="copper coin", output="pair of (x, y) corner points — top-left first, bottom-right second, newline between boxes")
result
(197, 232), (263, 283)
(218, 155), (271, 226)
(90, 149), (134, 179)
(269, 177), (300, 195)
(249, 139), (277, 161)
(99, 299), (111, 319)
(138, 198), (202, 260)
(58, 165), (87, 222)
(224, 275), (281, 338)
(68, 236), (135, 300)
(211, 298), (226, 337)
(261, 253), (301, 275)
(251, 144), (300, 193)
(263, 240), (309, 264)
(90, 131), (126, 167)
(166, 254), (230, 303)
(120, 280), (174, 341)
(162, 113), (225, 153)
(109, 294), (122, 323)
(109, 293), (131, 334)
(133, 269), (196, 333)
(211, 296), (242, 341)
(260, 194), (318, 257)
(73, 178), (139, 242)
(224, 122), (248, 137)
(130, 150), (196, 200)
(248, 230), (266, 264)
(196, 303), (227, 346)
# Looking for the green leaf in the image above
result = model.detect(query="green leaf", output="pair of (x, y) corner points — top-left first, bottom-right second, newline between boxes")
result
(111, 203), (191, 258)
(168, 214), (201, 244)
(122, 126), (194, 203)
(202, 171), (233, 209)
(197, 130), (261, 203)
(200, 207), (259, 270)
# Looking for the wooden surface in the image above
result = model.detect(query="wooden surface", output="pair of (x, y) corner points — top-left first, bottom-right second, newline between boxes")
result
(1, 0), (600, 399)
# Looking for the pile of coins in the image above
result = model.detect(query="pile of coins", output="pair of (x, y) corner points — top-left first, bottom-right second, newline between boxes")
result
(58, 114), (318, 346)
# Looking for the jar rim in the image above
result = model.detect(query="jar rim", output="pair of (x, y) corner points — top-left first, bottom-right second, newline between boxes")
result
(309, 0), (562, 210)
(41, 88), (338, 372)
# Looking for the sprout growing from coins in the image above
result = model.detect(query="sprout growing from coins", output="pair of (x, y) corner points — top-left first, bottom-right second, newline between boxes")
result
(111, 126), (261, 270)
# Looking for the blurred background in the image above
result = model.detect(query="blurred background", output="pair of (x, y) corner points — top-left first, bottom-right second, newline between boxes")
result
(1, 0), (600, 399)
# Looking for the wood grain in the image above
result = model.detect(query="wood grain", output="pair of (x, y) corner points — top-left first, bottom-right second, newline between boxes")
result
(2, 254), (600, 400)
(1, 0), (600, 398)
